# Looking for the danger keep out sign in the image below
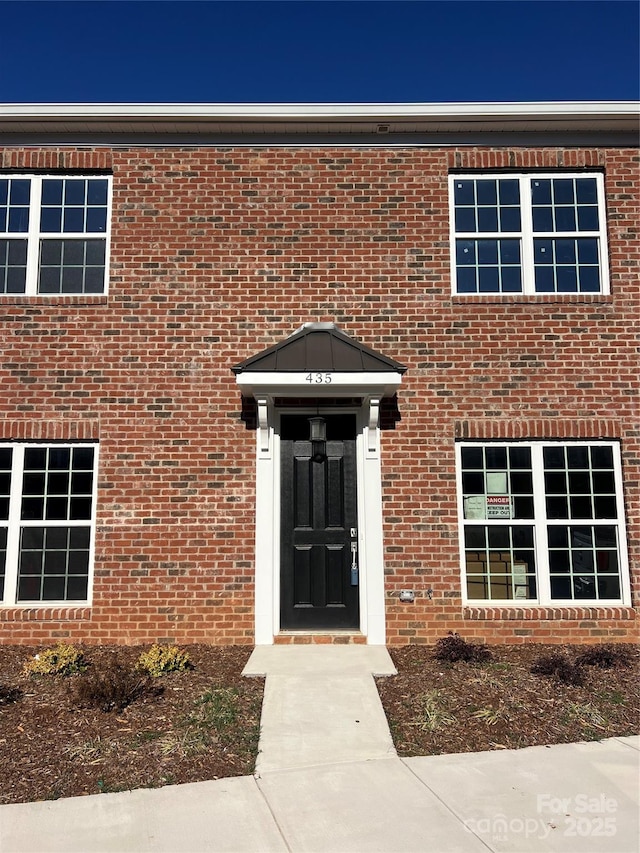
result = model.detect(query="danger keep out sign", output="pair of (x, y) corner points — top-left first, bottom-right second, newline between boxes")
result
(486, 496), (512, 519)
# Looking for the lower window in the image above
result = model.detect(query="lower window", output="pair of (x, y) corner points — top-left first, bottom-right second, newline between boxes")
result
(0, 444), (97, 604)
(457, 441), (629, 605)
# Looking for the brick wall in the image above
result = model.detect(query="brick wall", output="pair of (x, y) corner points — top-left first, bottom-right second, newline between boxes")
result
(0, 144), (638, 645)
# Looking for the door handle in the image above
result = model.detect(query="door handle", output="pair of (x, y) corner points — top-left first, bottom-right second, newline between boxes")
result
(350, 541), (358, 586)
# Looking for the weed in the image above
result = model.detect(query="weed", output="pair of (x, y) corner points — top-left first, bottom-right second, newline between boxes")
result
(96, 778), (130, 795)
(74, 658), (161, 712)
(531, 653), (584, 686)
(413, 690), (456, 732)
(0, 684), (22, 706)
(23, 644), (87, 677)
(433, 633), (493, 664)
(564, 702), (607, 730)
(137, 644), (192, 678)
(472, 706), (504, 726)
(576, 644), (633, 670)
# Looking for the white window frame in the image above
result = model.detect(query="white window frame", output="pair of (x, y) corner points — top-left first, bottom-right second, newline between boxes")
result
(449, 172), (610, 295)
(0, 174), (112, 296)
(0, 443), (99, 606)
(456, 440), (630, 606)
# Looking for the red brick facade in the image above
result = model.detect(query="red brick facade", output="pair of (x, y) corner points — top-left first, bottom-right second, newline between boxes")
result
(1, 132), (638, 646)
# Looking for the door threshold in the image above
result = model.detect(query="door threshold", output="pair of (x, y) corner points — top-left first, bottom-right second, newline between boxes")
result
(274, 631), (367, 645)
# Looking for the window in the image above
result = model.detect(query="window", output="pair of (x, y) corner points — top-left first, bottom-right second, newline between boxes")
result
(0, 444), (98, 604)
(457, 442), (629, 605)
(0, 175), (111, 295)
(450, 173), (609, 294)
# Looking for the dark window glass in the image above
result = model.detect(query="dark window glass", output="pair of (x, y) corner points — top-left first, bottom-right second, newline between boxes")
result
(548, 526), (569, 548)
(510, 472), (533, 493)
(512, 526), (534, 548)
(87, 180), (108, 205)
(42, 576), (66, 600)
(456, 240), (475, 264)
(456, 268), (476, 292)
(48, 448), (70, 470)
(41, 180), (63, 205)
(478, 267), (499, 293)
(550, 576), (572, 598)
(594, 527), (616, 548)
(594, 496), (617, 518)
(476, 182), (497, 205)
(579, 267), (600, 292)
(485, 447), (507, 470)
(454, 181), (475, 205)
(531, 179), (552, 204)
(21, 497), (44, 520)
(574, 576), (595, 599)
(477, 240), (498, 265)
(577, 207), (599, 231)
(462, 472), (484, 494)
(597, 576), (620, 599)
(568, 472), (591, 494)
(487, 527), (510, 548)
(532, 207), (553, 232)
(544, 472), (566, 494)
(567, 446), (589, 469)
(570, 496), (593, 518)
(46, 497), (68, 520)
(546, 496), (568, 519)
(543, 446), (565, 469)
(549, 550), (570, 572)
(555, 207), (576, 232)
(477, 208), (498, 232)
(512, 496), (534, 519)
(70, 497), (92, 520)
(10, 181), (30, 206)
(590, 446), (613, 469)
(66, 576), (89, 600)
(40, 208), (62, 232)
(455, 208), (476, 232)
(464, 526), (486, 548)
(461, 447), (483, 469)
(571, 527), (592, 547)
(64, 181), (86, 205)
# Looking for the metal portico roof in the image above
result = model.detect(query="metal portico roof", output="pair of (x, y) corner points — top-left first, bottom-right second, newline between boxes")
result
(232, 323), (407, 375)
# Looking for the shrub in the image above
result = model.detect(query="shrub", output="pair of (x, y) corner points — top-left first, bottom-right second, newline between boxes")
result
(531, 653), (584, 687)
(137, 644), (192, 678)
(0, 684), (22, 705)
(433, 633), (493, 664)
(74, 659), (160, 713)
(23, 643), (87, 677)
(576, 644), (633, 670)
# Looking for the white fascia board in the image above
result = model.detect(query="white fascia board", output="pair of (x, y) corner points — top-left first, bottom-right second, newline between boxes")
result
(1, 101), (638, 118)
(1, 101), (638, 133)
(236, 371), (403, 399)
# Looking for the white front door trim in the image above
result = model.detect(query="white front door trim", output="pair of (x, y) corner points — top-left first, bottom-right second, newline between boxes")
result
(251, 394), (388, 645)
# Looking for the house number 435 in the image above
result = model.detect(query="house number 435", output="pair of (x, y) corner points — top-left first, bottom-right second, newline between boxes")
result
(305, 372), (332, 384)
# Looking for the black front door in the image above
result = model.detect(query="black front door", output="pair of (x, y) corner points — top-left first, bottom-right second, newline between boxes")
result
(280, 414), (359, 630)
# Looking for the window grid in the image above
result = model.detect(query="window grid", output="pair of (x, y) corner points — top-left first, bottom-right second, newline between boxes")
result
(0, 444), (97, 605)
(0, 175), (111, 296)
(457, 442), (629, 606)
(450, 172), (609, 295)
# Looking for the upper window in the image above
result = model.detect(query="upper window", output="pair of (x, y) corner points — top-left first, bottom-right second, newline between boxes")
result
(450, 173), (609, 295)
(457, 441), (629, 605)
(0, 175), (111, 296)
(0, 444), (98, 604)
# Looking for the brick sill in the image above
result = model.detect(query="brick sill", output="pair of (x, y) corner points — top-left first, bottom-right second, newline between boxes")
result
(452, 294), (613, 306)
(0, 296), (108, 306)
(0, 607), (90, 622)
(464, 606), (636, 621)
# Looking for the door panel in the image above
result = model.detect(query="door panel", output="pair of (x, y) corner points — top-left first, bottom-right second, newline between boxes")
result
(280, 414), (359, 630)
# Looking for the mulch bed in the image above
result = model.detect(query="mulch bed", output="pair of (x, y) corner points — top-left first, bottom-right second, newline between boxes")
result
(0, 645), (263, 805)
(1, 641), (638, 805)
(376, 642), (639, 757)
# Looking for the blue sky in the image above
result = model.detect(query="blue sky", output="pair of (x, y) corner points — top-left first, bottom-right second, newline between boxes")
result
(0, 1), (638, 103)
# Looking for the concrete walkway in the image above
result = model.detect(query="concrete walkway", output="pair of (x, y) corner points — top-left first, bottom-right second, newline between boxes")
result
(0, 645), (638, 853)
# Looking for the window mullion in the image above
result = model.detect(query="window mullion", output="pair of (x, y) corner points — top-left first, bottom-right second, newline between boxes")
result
(519, 177), (535, 295)
(531, 445), (551, 605)
(25, 177), (42, 295)
(4, 445), (24, 604)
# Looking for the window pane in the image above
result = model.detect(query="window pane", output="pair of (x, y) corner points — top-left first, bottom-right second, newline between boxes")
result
(531, 179), (551, 204)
